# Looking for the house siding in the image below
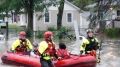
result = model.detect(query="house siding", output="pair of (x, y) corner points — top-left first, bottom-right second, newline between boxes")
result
(35, 9), (80, 31)
(62, 10), (80, 30)
(114, 21), (120, 28)
(35, 10), (58, 31)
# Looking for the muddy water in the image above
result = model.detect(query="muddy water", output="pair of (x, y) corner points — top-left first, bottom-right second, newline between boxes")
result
(97, 40), (120, 67)
(0, 37), (120, 67)
(0, 37), (17, 67)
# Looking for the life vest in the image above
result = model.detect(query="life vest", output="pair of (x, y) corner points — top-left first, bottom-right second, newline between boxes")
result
(80, 37), (89, 51)
(15, 40), (28, 53)
(57, 49), (70, 59)
(44, 42), (56, 56)
(38, 41), (56, 60)
(85, 37), (99, 51)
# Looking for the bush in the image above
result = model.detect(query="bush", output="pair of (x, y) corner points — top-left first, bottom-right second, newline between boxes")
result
(25, 30), (33, 37)
(35, 27), (75, 41)
(56, 27), (75, 40)
(36, 31), (44, 38)
(8, 24), (23, 34)
(104, 28), (120, 38)
(47, 27), (57, 31)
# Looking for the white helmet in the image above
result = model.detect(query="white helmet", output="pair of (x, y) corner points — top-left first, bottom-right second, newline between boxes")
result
(86, 29), (93, 34)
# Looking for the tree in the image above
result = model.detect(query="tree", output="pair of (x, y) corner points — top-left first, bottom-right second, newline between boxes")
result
(68, 0), (95, 10)
(57, 0), (65, 30)
(0, 0), (57, 37)
(88, 0), (120, 31)
(0, 0), (14, 40)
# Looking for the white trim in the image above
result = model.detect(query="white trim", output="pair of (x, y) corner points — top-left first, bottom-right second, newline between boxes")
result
(80, 13), (83, 28)
(66, 12), (73, 23)
(44, 11), (51, 23)
(65, 0), (80, 11)
(65, 0), (82, 12)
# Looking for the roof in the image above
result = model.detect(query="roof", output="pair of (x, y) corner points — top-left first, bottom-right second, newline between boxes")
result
(65, 0), (80, 10)
(81, 11), (90, 18)
(65, 0), (83, 12)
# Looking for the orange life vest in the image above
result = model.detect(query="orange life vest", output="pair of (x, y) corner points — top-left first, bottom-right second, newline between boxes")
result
(43, 42), (56, 57)
(15, 40), (28, 53)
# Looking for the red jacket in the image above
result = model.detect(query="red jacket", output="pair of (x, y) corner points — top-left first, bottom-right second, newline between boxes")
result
(57, 49), (70, 59)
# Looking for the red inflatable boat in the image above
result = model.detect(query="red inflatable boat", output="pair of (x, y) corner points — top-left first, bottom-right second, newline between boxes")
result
(1, 52), (96, 67)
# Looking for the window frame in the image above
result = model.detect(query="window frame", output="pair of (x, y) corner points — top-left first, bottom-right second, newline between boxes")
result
(117, 10), (120, 16)
(66, 12), (73, 23)
(44, 11), (51, 23)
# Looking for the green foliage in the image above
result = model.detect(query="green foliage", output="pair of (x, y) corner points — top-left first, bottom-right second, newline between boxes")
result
(5, 24), (23, 34)
(56, 27), (75, 40)
(104, 28), (120, 38)
(47, 27), (57, 31)
(25, 29), (33, 37)
(0, 0), (58, 13)
(70, 0), (95, 10)
(8, 24), (18, 29)
(36, 31), (44, 38)
(0, 0), (58, 39)
(36, 27), (75, 41)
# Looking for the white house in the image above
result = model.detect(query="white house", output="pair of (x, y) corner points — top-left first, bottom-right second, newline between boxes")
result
(80, 11), (90, 29)
(79, 11), (90, 36)
(33, 0), (81, 31)
(5, 0), (90, 31)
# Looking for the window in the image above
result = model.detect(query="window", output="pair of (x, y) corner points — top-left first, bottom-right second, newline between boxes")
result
(67, 13), (72, 22)
(117, 10), (120, 16)
(45, 12), (49, 23)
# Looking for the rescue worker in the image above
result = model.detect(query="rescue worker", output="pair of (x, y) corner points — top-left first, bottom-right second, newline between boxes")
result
(38, 31), (57, 67)
(85, 29), (99, 57)
(57, 43), (70, 59)
(80, 36), (89, 54)
(11, 31), (33, 55)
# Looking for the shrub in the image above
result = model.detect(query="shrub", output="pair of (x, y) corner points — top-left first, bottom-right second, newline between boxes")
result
(36, 31), (44, 38)
(47, 27), (57, 31)
(25, 30), (33, 37)
(35, 27), (75, 41)
(56, 27), (75, 40)
(104, 28), (120, 38)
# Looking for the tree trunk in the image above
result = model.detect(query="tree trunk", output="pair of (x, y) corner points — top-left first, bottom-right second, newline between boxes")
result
(57, 0), (65, 30)
(26, 0), (34, 38)
(98, 0), (106, 32)
(112, 20), (114, 28)
(99, 21), (106, 31)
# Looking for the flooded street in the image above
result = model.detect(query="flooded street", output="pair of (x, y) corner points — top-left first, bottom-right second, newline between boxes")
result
(97, 40), (120, 67)
(0, 35), (120, 67)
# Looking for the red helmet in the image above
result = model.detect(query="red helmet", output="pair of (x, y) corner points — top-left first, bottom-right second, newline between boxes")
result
(19, 31), (26, 36)
(44, 31), (53, 38)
